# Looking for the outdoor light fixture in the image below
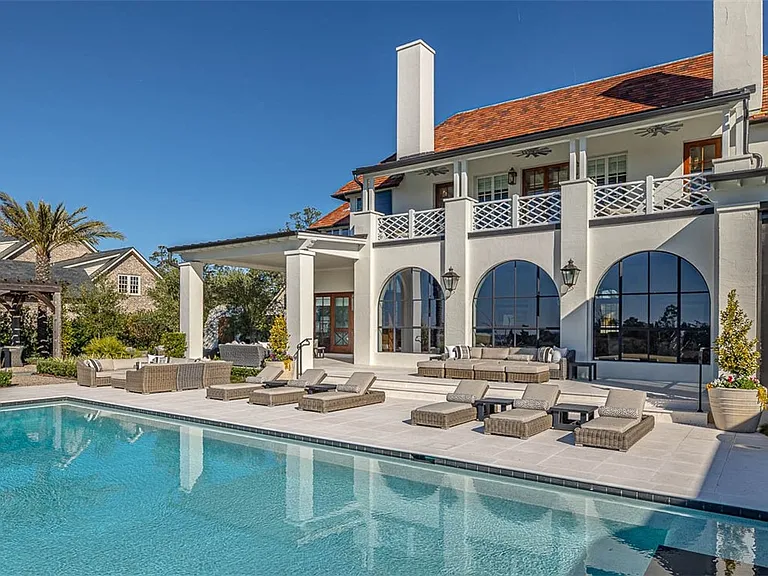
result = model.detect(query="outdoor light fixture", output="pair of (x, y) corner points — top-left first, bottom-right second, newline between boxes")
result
(507, 167), (518, 186)
(442, 267), (460, 297)
(560, 259), (581, 290)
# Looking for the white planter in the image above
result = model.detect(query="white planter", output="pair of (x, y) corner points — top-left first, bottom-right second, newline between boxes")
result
(707, 387), (763, 433)
(264, 360), (293, 380)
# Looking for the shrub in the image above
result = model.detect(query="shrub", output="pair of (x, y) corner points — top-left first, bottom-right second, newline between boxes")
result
(268, 315), (289, 361)
(36, 358), (78, 379)
(230, 366), (261, 383)
(161, 332), (186, 358)
(125, 311), (166, 350)
(84, 336), (129, 359)
(0, 370), (12, 387)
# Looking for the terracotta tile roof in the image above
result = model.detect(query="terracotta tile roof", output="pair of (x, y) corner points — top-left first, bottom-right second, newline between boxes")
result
(332, 174), (404, 200)
(310, 203), (349, 229)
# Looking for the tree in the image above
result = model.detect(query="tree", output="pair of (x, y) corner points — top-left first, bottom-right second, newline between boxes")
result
(67, 280), (127, 355)
(281, 206), (322, 232)
(0, 192), (124, 283)
(713, 289), (760, 379)
(147, 247), (182, 334)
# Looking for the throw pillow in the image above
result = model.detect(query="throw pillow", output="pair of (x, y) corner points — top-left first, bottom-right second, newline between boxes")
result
(444, 345), (457, 360)
(509, 354), (534, 362)
(337, 383), (362, 394)
(90, 359), (103, 372)
(536, 347), (554, 363)
(551, 349), (562, 362)
(456, 345), (471, 359)
(599, 406), (641, 419)
(513, 398), (550, 411)
(287, 379), (306, 388)
(446, 392), (477, 404)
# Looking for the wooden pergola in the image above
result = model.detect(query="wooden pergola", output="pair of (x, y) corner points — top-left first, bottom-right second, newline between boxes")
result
(0, 281), (62, 359)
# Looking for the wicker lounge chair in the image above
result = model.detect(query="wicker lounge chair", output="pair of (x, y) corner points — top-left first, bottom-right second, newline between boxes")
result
(206, 365), (283, 401)
(124, 364), (180, 394)
(248, 369), (327, 407)
(484, 383), (561, 439)
(298, 372), (383, 413)
(411, 380), (490, 429)
(574, 390), (654, 452)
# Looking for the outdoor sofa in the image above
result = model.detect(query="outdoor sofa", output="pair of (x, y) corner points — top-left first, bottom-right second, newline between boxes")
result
(218, 343), (268, 368)
(120, 360), (233, 394)
(298, 372), (383, 413)
(206, 365), (284, 401)
(77, 358), (148, 387)
(410, 380), (489, 429)
(124, 364), (180, 394)
(574, 389), (654, 452)
(417, 346), (574, 382)
(248, 368), (328, 407)
(484, 383), (561, 439)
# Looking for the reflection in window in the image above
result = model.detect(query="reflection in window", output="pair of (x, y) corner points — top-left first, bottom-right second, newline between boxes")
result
(473, 261), (560, 347)
(378, 268), (444, 353)
(594, 251), (711, 364)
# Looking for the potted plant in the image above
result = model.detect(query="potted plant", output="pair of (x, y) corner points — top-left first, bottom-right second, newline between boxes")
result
(266, 315), (292, 378)
(707, 289), (767, 432)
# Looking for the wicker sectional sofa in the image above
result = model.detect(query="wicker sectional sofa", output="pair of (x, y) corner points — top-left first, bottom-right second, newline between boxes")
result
(417, 346), (574, 382)
(78, 358), (232, 393)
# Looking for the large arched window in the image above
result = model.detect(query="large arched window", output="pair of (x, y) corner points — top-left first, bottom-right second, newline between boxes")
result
(379, 268), (444, 353)
(594, 251), (710, 364)
(473, 261), (560, 347)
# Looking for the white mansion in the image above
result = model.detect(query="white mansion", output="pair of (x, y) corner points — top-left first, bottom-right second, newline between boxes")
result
(171, 0), (768, 384)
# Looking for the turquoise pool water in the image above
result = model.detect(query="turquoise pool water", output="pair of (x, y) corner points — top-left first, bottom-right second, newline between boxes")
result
(1, 403), (766, 575)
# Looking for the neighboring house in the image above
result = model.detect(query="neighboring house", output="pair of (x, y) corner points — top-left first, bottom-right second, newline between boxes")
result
(0, 236), (161, 313)
(173, 0), (768, 386)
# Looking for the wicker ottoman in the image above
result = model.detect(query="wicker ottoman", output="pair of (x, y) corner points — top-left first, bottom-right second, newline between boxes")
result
(473, 362), (507, 382)
(417, 360), (445, 378)
(505, 363), (550, 383)
(444, 360), (476, 380)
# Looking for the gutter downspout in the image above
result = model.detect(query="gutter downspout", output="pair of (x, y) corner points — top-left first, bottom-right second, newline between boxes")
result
(745, 95), (764, 168)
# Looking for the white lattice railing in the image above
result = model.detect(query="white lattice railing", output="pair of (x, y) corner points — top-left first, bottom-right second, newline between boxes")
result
(377, 208), (445, 241)
(593, 173), (712, 219)
(473, 192), (561, 231)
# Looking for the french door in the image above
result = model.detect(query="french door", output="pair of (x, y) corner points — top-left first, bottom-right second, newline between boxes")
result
(314, 292), (354, 353)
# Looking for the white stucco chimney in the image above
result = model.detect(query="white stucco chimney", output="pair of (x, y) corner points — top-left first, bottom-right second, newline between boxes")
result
(713, 0), (763, 111)
(396, 39), (435, 159)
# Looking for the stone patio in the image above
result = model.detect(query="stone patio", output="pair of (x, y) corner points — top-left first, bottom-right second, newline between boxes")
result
(2, 380), (767, 515)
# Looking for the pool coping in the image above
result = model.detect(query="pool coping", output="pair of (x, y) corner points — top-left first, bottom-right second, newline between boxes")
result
(4, 395), (767, 523)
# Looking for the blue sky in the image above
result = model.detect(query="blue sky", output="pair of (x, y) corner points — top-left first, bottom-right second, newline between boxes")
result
(0, 2), (747, 257)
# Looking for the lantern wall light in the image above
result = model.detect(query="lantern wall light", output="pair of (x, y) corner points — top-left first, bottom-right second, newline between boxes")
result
(507, 167), (518, 186)
(441, 267), (460, 298)
(560, 259), (581, 291)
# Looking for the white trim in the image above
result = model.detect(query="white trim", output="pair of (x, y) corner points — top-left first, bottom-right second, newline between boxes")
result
(94, 248), (162, 280)
(117, 274), (141, 296)
(474, 173), (510, 203)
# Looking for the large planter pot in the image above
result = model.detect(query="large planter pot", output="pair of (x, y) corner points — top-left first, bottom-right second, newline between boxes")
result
(707, 387), (763, 433)
(265, 360), (292, 380)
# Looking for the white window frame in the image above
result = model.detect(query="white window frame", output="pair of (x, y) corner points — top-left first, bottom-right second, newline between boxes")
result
(118, 274), (141, 296)
(475, 173), (509, 203)
(587, 153), (628, 186)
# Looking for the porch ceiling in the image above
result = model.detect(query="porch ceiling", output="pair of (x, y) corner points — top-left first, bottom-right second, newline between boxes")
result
(170, 231), (364, 272)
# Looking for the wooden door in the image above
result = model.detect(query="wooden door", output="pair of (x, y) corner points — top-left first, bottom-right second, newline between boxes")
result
(315, 292), (353, 353)
(434, 182), (454, 208)
(684, 138), (721, 174)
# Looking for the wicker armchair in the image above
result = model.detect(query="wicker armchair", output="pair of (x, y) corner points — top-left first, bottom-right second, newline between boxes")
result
(218, 343), (267, 368)
(124, 364), (179, 394)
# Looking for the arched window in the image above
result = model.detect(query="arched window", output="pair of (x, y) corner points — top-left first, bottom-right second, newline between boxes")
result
(473, 261), (560, 347)
(378, 268), (444, 353)
(594, 251), (710, 363)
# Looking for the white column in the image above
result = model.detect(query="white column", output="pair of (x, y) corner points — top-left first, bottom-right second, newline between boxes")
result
(569, 139), (578, 180)
(409, 269), (422, 352)
(559, 178), (594, 361)
(350, 211), (378, 364)
(179, 426), (204, 493)
(578, 137), (587, 179)
(285, 249), (315, 373)
(285, 444), (314, 522)
(179, 261), (205, 359)
(460, 159), (469, 197)
(444, 196), (474, 346)
(453, 161), (461, 198)
(721, 108), (732, 159)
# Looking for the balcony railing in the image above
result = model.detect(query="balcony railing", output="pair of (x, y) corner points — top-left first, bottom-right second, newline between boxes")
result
(593, 173), (712, 219)
(377, 207), (445, 241)
(473, 191), (561, 232)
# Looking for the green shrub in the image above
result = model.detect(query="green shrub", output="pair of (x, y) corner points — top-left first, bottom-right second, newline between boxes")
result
(161, 332), (186, 358)
(36, 358), (78, 379)
(230, 366), (261, 383)
(83, 336), (129, 359)
(0, 370), (12, 387)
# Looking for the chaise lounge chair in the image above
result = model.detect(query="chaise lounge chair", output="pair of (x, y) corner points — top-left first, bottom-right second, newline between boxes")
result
(298, 372), (383, 413)
(574, 389), (654, 452)
(206, 365), (283, 401)
(410, 380), (490, 429)
(484, 383), (561, 439)
(248, 369), (328, 407)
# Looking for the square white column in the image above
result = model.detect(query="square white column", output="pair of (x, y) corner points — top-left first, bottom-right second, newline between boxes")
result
(285, 249), (315, 373)
(444, 196), (474, 346)
(350, 211), (378, 364)
(179, 261), (205, 359)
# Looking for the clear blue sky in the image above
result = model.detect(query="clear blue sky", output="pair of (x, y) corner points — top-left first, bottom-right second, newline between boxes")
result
(0, 1), (751, 257)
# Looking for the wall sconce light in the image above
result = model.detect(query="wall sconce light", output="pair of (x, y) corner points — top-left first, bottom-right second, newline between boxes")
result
(442, 267), (460, 297)
(560, 259), (581, 291)
(507, 167), (518, 186)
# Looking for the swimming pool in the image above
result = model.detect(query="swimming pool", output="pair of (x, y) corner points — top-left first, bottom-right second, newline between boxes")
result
(1, 402), (766, 575)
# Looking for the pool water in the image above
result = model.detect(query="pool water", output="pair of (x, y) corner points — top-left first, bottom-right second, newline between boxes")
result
(1, 403), (767, 576)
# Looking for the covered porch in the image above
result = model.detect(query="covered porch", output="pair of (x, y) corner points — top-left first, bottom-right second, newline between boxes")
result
(170, 231), (366, 372)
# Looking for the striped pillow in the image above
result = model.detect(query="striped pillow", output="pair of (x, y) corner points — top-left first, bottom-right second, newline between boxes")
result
(537, 347), (554, 363)
(85, 359), (103, 372)
(456, 345), (471, 359)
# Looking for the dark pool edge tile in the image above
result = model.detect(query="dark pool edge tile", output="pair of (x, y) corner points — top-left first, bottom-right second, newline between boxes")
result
(3, 395), (767, 523)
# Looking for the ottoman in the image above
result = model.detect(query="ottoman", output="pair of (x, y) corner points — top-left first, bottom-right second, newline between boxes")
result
(473, 362), (507, 382)
(505, 363), (550, 383)
(417, 360), (445, 378)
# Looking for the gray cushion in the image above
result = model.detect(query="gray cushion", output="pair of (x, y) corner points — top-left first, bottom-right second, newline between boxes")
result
(470, 347), (484, 359)
(506, 364), (549, 374)
(445, 359), (477, 369)
(513, 398), (549, 411)
(474, 362), (505, 372)
(418, 360), (445, 368)
(446, 393), (477, 404)
(297, 369), (326, 387)
(307, 391), (358, 402)
(481, 347), (509, 360)
(415, 402), (473, 415)
(599, 405), (641, 419)
(453, 379), (489, 399)
(520, 383), (560, 407)
(337, 372), (376, 394)
(286, 379), (308, 388)
(509, 354), (534, 362)
(603, 389), (646, 416)
(489, 409), (546, 423)
(580, 416), (641, 433)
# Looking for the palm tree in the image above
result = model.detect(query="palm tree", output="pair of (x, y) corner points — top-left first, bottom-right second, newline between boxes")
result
(0, 192), (124, 283)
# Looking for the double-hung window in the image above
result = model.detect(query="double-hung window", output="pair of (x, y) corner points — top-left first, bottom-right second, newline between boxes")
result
(118, 274), (141, 295)
(476, 174), (509, 202)
(587, 154), (627, 186)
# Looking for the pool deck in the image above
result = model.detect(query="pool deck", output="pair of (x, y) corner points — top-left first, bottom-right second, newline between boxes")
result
(2, 381), (768, 517)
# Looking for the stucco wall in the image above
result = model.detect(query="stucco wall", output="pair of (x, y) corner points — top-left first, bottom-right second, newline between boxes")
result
(12, 241), (93, 263)
(314, 267), (354, 294)
(103, 255), (158, 313)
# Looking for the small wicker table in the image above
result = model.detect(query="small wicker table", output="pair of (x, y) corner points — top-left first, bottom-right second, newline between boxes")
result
(549, 403), (598, 431)
(473, 397), (515, 421)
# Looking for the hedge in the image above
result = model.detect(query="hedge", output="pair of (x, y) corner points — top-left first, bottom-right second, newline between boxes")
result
(0, 370), (12, 387)
(36, 358), (78, 379)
